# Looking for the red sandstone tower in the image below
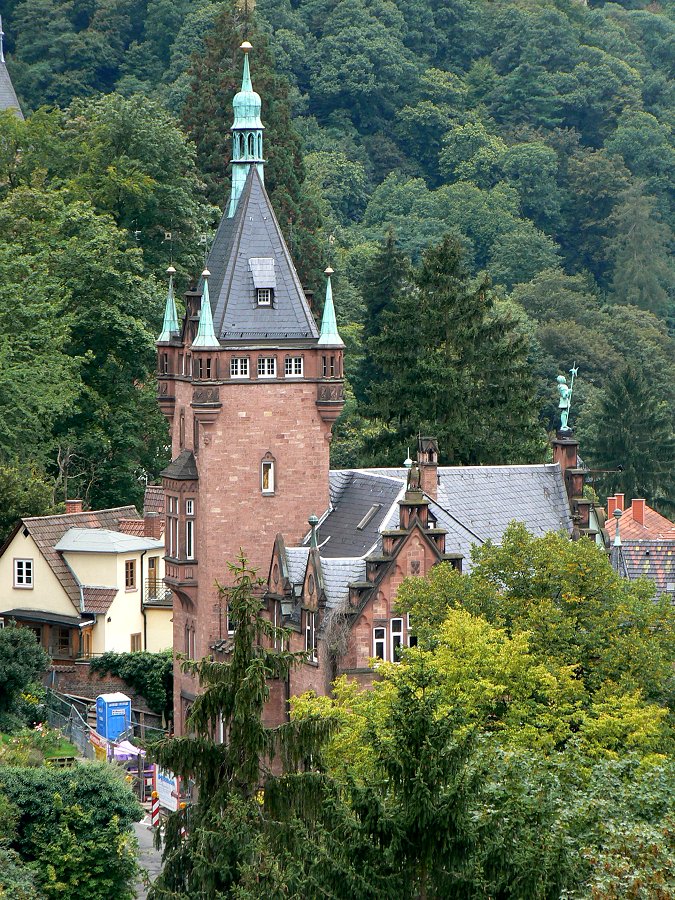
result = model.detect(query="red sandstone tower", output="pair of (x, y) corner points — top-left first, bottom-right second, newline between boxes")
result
(156, 45), (344, 731)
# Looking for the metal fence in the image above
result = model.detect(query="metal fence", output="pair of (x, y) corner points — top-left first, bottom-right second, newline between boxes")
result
(44, 689), (95, 760)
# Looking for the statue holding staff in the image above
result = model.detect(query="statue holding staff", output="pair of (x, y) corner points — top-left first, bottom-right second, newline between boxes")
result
(557, 365), (578, 432)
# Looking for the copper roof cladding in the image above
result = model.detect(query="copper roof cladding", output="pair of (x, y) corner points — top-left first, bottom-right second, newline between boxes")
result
(605, 503), (675, 542)
(82, 586), (118, 615)
(18, 506), (140, 611)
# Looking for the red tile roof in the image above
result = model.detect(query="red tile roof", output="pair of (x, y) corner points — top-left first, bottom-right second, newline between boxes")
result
(622, 542), (675, 599)
(17, 507), (140, 611)
(82, 586), (118, 614)
(144, 484), (165, 516)
(606, 503), (675, 541)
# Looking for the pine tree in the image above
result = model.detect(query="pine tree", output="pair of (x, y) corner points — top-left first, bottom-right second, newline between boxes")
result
(587, 366), (675, 515)
(366, 235), (545, 465)
(148, 556), (335, 898)
(181, 7), (324, 289)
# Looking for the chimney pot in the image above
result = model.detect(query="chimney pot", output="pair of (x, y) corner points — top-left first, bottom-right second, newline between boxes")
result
(65, 499), (83, 515)
(615, 493), (625, 512)
(632, 499), (645, 527)
(607, 497), (617, 518)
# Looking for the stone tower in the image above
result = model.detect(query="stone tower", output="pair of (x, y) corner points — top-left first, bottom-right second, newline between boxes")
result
(156, 44), (345, 732)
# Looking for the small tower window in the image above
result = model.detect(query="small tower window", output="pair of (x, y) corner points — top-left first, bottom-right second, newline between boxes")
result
(248, 133), (255, 155)
(161, 353), (169, 375)
(261, 453), (275, 495)
(256, 288), (273, 306)
(322, 356), (327, 377)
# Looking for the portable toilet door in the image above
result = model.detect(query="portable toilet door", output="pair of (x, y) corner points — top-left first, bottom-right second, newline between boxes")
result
(95, 693), (132, 740)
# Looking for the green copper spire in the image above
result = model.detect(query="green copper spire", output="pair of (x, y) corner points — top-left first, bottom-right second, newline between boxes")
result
(157, 265), (179, 342)
(228, 41), (265, 217)
(192, 269), (220, 349)
(318, 267), (344, 347)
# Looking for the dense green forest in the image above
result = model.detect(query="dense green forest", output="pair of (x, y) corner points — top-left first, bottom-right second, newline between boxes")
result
(0, 0), (672, 518)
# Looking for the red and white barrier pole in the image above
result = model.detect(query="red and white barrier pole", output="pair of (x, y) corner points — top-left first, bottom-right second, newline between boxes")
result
(151, 791), (160, 829)
(179, 801), (187, 841)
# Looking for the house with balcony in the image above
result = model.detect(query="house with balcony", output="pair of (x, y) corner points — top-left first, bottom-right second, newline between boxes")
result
(0, 492), (172, 661)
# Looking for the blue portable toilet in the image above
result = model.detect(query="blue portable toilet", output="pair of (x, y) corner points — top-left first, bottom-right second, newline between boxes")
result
(96, 693), (132, 740)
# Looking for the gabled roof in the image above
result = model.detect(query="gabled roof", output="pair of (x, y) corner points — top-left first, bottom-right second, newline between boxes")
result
(161, 449), (198, 481)
(0, 60), (23, 119)
(320, 464), (572, 571)
(55, 528), (163, 554)
(622, 541), (675, 598)
(606, 504), (675, 541)
(206, 168), (318, 343)
(5, 507), (140, 610)
(82, 586), (118, 615)
(320, 557), (367, 610)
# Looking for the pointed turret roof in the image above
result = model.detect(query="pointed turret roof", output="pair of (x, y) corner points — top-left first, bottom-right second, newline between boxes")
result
(0, 18), (23, 120)
(205, 167), (319, 343)
(157, 266), (179, 343)
(192, 269), (220, 349)
(232, 42), (263, 130)
(318, 267), (344, 348)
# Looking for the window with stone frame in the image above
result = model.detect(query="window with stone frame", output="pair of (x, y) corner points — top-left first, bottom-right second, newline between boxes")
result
(257, 356), (276, 378)
(261, 454), (275, 494)
(285, 356), (303, 377)
(230, 356), (249, 378)
(305, 610), (318, 662)
(373, 626), (386, 660)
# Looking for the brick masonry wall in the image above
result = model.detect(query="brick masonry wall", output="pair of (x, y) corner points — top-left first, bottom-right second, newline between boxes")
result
(47, 662), (153, 714)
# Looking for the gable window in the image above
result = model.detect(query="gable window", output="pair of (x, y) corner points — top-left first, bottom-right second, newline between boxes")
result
(13, 559), (33, 588)
(125, 560), (136, 590)
(261, 456), (275, 495)
(257, 356), (276, 378)
(391, 618), (404, 662)
(305, 610), (317, 662)
(230, 357), (249, 378)
(285, 356), (303, 377)
(373, 627), (386, 661)
(256, 288), (273, 306)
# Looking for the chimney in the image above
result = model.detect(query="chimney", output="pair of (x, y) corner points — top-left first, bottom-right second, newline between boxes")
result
(65, 499), (83, 515)
(632, 498), (645, 527)
(144, 511), (163, 539)
(615, 493), (625, 512)
(417, 436), (439, 501)
(607, 496), (617, 518)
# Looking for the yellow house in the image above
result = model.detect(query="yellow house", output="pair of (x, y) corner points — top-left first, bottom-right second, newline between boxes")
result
(0, 495), (172, 659)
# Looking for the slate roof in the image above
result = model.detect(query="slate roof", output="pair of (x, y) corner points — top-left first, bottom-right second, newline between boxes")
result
(316, 472), (404, 558)
(622, 541), (675, 598)
(55, 528), (163, 554)
(321, 557), (367, 610)
(319, 465), (572, 571)
(143, 484), (165, 516)
(206, 168), (318, 343)
(82, 586), (118, 615)
(16, 507), (140, 610)
(161, 449), (198, 481)
(606, 504), (675, 541)
(0, 61), (23, 119)
(286, 547), (309, 585)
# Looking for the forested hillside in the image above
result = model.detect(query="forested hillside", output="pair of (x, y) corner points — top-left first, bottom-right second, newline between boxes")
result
(0, 0), (672, 516)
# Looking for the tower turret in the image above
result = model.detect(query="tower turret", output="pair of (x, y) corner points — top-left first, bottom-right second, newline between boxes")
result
(228, 41), (264, 217)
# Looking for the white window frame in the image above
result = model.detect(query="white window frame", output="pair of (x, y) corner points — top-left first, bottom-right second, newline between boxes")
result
(285, 356), (303, 378)
(186, 519), (194, 561)
(256, 288), (273, 306)
(257, 356), (276, 378)
(13, 558), (33, 588)
(305, 610), (317, 662)
(373, 626), (386, 661)
(185, 499), (194, 516)
(261, 460), (275, 495)
(227, 604), (236, 635)
(230, 357), (249, 379)
(391, 617), (404, 662)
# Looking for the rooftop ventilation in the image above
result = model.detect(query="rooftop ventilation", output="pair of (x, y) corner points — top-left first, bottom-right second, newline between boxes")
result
(357, 504), (382, 531)
(249, 257), (276, 289)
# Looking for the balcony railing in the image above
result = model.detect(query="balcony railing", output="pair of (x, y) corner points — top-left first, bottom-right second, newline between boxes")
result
(143, 579), (173, 607)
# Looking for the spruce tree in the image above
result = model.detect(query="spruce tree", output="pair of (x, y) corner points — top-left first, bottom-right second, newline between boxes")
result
(587, 366), (675, 515)
(181, 8), (324, 289)
(366, 235), (545, 465)
(148, 556), (335, 898)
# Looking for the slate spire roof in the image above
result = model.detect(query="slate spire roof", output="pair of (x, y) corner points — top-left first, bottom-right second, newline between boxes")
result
(192, 269), (220, 348)
(318, 267), (344, 348)
(206, 167), (319, 343)
(0, 18), (23, 120)
(157, 266), (180, 342)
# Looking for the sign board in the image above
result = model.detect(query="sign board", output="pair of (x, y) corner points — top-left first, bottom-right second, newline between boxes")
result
(156, 766), (180, 812)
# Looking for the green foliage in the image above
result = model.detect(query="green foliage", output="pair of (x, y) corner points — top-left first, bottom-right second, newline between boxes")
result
(0, 626), (50, 733)
(0, 847), (44, 900)
(89, 650), (173, 722)
(0, 762), (142, 900)
(0, 465), (56, 544)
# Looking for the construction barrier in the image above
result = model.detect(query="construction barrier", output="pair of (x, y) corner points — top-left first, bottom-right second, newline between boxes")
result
(151, 791), (160, 829)
(179, 801), (187, 841)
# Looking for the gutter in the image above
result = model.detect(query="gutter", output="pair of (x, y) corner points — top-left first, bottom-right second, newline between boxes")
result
(140, 549), (148, 651)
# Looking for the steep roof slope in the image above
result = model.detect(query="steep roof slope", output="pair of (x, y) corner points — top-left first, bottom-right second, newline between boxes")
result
(0, 59), (23, 118)
(606, 504), (675, 541)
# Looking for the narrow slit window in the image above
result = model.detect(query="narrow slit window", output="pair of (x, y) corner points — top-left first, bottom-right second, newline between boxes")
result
(261, 459), (275, 494)
(391, 618), (404, 661)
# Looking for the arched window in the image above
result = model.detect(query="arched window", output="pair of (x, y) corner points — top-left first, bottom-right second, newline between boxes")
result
(239, 133), (245, 157)
(261, 452), (276, 495)
(257, 133), (262, 157)
(248, 133), (255, 156)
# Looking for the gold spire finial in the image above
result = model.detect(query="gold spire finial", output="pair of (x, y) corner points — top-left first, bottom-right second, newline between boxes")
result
(324, 266), (334, 276)
(240, 40), (252, 52)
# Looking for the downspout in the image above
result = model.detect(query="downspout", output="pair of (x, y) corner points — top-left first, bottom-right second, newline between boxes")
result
(140, 549), (148, 650)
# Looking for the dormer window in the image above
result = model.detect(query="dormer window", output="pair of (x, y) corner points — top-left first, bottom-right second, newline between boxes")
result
(249, 258), (276, 306)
